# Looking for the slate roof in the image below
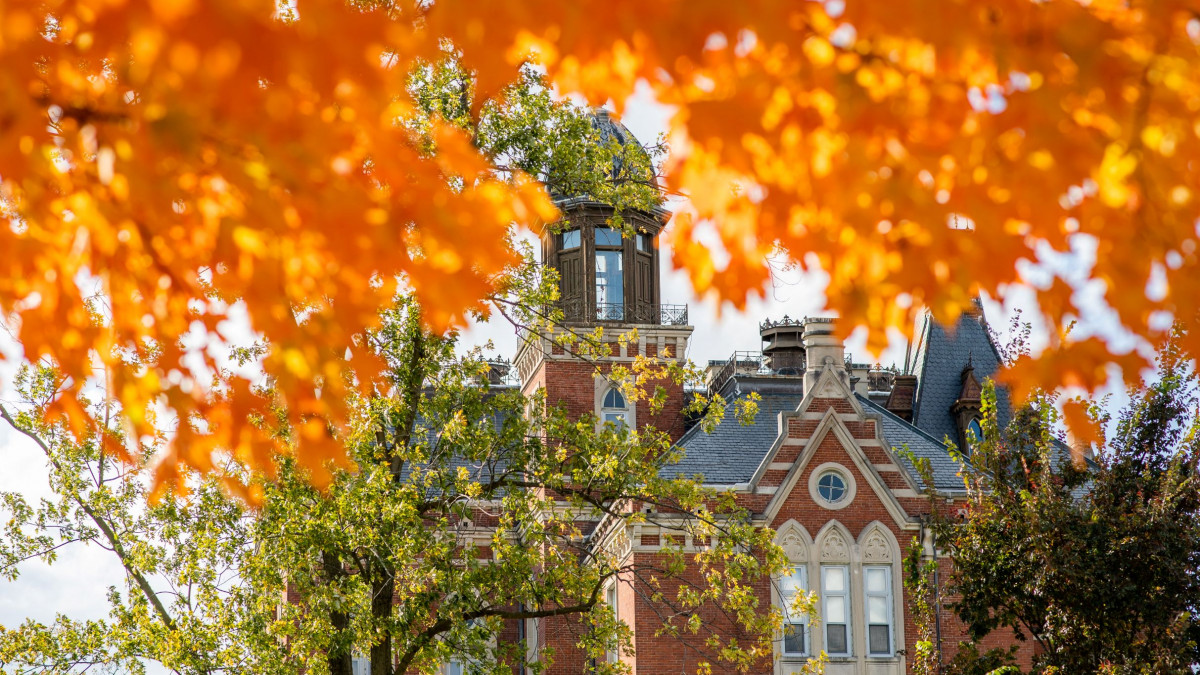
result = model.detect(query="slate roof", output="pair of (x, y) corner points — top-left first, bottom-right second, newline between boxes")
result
(667, 384), (973, 492)
(910, 312), (1012, 446)
(665, 392), (804, 484)
(857, 394), (969, 492)
(394, 405), (515, 494)
(666, 370), (979, 492)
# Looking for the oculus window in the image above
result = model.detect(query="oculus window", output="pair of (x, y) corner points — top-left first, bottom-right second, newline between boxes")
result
(817, 471), (847, 504)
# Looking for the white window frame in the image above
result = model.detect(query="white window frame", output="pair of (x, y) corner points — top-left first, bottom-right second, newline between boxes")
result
(779, 564), (808, 657)
(606, 582), (620, 663)
(351, 654), (370, 675)
(601, 388), (631, 427)
(864, 565), (895, 657)
(822, 565), (852, 657)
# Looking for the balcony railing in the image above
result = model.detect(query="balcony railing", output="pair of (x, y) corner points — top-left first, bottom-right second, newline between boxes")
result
(707, 351), (773, 396)
(560, 299), (689, 326)
(707, 349), (810, 396)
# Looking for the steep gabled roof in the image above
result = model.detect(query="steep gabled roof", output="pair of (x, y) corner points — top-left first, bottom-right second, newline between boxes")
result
(857, 394), (969, 492)
(910, 312), (1012, 445)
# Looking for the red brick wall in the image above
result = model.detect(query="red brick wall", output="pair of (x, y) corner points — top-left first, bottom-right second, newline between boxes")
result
(513, 359), (1036, 674)
(536, 360), (687, 442)
(629, 551), (772, 674)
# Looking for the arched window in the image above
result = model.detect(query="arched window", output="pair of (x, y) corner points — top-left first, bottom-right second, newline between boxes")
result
(601, 388), (630, 427)
(966, 418), (983, 454)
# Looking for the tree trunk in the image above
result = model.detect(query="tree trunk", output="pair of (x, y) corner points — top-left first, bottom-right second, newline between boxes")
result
(370, 566), (396, 675)
(323, 551), (354, 675)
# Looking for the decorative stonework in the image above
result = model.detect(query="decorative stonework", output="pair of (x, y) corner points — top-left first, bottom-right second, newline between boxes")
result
(862, 527), (892, 563)
(779, 528), (808, 563)
(815, 375), (841, 397)
(606, 527), (633, 561)
(820, 529), (850, 563)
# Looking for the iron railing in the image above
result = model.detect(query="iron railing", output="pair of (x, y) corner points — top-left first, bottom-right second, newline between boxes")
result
(708, 351), (771, 396)
(867, 365), (899, 393)
(560, 299), (689, 326)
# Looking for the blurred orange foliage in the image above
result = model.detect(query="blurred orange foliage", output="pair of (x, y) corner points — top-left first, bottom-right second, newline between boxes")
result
(1, 0), (1195, 494)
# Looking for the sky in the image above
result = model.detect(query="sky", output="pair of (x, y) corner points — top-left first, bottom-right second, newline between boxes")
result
(0, 87), (1142, 664)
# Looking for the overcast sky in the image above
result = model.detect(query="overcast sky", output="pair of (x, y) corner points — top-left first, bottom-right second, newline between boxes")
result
(0, 90), (1139, 666)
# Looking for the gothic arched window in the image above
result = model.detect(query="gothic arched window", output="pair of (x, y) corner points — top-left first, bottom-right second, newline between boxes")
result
(966, 418), (983, 454)
(601, 388), (630, 427)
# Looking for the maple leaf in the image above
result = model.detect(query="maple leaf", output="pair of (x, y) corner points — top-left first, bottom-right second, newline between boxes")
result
(1, 0), (1197, 493)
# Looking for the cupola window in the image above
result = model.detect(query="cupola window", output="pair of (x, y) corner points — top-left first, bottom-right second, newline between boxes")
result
(562, 229), (581, 250)
(595, 228), (625, 321)
(636, 232), (652, 252)
(595, 227), (623, 246)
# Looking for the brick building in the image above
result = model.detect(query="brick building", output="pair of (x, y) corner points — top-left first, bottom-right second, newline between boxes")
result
(497, 112), (1031, 675)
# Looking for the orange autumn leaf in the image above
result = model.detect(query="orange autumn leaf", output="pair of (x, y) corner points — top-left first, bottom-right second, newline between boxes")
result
(1061, 399), (1103, 468)
(1, 0), (1197, 495)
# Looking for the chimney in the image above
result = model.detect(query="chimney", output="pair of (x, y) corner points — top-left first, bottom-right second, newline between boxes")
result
(849, 362), (871, 397)
(802, 317), (845, 393)
(886, 374), (918, 421)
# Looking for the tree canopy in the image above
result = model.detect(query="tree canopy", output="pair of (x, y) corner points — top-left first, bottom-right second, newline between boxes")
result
(0, 286), (788, 675)
(912, 339), (1200, 674)
(2, 0), (1197, 487)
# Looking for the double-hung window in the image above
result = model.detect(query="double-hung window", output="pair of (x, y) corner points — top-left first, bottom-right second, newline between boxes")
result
(864, 566), (894, 656)
(607, 583), (620, 662)
(822, 566), (851, 656)
(779, 565), (808, 656)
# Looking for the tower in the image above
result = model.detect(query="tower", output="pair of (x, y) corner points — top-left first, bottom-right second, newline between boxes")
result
(760, 316), (807, 375)
(513, 110), (693, 440)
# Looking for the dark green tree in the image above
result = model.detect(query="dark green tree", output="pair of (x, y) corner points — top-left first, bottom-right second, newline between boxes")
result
(920, 333), (1200, 674)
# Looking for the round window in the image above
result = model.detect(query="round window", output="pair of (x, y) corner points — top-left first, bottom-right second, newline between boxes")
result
(817, 471), (847, 504)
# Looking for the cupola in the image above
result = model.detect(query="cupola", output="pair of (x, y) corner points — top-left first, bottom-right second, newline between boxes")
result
(542, 110), (684, 326)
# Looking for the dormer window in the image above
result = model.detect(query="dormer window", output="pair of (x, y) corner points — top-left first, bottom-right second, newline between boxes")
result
(952, 360), (984, 455)
(601, 388), (630, 427)
(965, 418), (983, 453)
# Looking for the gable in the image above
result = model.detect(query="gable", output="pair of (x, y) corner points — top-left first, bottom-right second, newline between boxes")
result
(760, 407), (915, 531)
(748, 366), (919, 531)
